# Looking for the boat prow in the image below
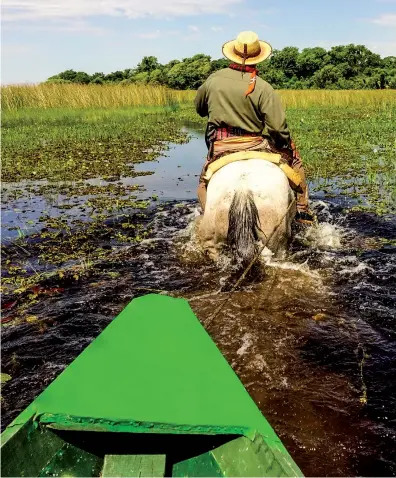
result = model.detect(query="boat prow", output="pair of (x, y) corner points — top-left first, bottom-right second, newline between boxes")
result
(1, 294), (303, 477)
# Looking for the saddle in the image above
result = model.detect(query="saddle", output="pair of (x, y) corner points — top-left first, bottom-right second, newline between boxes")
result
(203, 150), (302, 192)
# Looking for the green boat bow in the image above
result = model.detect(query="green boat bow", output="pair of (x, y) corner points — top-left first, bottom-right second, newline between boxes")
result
(1, 294), (303, 477)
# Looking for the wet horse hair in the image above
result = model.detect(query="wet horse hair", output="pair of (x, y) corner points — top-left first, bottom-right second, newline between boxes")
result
(227, 189), (263, 267)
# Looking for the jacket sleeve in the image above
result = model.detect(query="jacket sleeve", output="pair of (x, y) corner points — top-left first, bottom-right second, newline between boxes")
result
(259, 86), (291, 150)
(195, 81), (208, 117)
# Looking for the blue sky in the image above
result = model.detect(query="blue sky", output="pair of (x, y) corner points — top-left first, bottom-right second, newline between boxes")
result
(2, 0), (395, 84)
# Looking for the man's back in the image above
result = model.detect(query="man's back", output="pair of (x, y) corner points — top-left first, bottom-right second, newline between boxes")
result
(195, 67), (290, 148)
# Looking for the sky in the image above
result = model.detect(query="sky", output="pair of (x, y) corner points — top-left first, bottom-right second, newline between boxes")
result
(2, 0), (396, 84)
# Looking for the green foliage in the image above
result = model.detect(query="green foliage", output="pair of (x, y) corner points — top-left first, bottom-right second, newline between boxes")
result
(136, 56), (160, 73)
(46, 78), (72, 84)
(48, 70), (91, 84)
(105, 70), (125, 82)
(46, 45), (394, 90)
(296, 47), (330, 78)
(0, 373), (12, 384)
(132, 72), (149, 84)
(91, 76), (104, 85)
(269, 47), (300, 77)
(210, 58), (231, 72)
(312, 65), (340, 89)
(149, 68), (166, 85)
(167, 55), (212, 90)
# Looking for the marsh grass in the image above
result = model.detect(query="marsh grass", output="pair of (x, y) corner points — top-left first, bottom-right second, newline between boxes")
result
(186, 88), (395, 109)
(278, 89), (396, 109)
(1, 83), (190, 111)
(3, 83), (395, 111)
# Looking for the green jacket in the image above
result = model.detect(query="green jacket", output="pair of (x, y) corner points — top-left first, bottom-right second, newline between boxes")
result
(195, 68), (291, 149)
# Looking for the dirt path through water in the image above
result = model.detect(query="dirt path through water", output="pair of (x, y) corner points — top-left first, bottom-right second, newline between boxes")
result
(1, 129), (396, 476)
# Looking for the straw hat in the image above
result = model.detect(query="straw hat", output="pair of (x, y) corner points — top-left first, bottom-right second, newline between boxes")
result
(222, 31), (272, 65)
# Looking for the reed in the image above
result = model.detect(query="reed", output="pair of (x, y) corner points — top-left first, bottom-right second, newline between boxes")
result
(277, 89), (396, 109)
(2, 83), (395, 111)
(1, 83), (193, 111)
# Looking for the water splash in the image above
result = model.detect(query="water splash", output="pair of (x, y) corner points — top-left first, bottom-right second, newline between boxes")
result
(236, 333), (253, 356)
(2, 198), (395, 477)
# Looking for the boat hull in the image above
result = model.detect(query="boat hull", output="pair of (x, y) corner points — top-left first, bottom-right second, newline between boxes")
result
(1, 294), (303, 477)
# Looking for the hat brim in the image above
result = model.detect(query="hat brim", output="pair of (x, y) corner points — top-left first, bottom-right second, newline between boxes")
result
(222, 39), (272, 65)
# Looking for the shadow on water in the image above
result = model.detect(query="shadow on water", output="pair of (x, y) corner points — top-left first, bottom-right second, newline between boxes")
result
(1, 128), (396, 476)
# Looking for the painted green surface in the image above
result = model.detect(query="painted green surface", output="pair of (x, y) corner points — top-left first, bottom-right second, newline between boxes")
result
(41, 414), (248, 436)
(39, 442), (102, 477)
(173, 450), (224, 477)
(212, 434), (300, 477)
(173, 435), (301, 477)
(102, 454), (166, 477)
(1, 418), (64, 477)
(2, 294), (303, 476)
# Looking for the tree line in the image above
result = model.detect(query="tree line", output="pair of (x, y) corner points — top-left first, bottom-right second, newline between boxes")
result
(47, 44), (396, 90)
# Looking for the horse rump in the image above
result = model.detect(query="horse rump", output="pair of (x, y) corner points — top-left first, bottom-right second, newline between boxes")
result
(227, 189), (262, 267)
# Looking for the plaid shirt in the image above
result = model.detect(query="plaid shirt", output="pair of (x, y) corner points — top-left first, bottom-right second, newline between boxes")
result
(206, 124), (259, 161)
(205, 123), (297, 168)
(214, 125), (258, 140)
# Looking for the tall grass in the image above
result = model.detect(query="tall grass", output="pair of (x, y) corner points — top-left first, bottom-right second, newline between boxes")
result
(179, 89), (395, 109)
(2, 83), (395, 111)
(1, 83), (193, 111)
(278, 89), (396, 109)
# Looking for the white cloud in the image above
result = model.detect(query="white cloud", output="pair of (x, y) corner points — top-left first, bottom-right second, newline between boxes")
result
(188, 25), (199, 32)
(2, 0), (242, 22)
(211, 26), (223, 32)
(371, 13), (396, 26)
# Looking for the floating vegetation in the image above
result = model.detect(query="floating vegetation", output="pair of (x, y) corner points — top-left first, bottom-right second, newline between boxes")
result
(2, 92), (395, 328)
(2, 107), (190, 182)
(0, 374), (12, 384)
(1, 209), (155, 327)
(1, 105), (192, 323)
(0, 374), (12, 402)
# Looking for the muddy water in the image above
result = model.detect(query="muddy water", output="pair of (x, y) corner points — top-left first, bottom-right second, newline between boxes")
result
(1, 129), (396, 476)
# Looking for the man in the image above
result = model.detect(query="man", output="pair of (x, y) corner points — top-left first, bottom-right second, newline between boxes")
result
(194, 31), (314, 225)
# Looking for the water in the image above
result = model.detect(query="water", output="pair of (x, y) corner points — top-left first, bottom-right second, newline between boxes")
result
(0, 128), (205, 241)
(132, 128), (205, 201)
(1, 129), (396, 476)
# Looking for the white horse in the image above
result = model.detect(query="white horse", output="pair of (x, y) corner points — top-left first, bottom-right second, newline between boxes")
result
(197, 159), (296, 266)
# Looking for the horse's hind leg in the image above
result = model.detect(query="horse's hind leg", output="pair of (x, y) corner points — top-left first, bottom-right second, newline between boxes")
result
(198, 206), (229, 261)
(197, 214), (219, 260)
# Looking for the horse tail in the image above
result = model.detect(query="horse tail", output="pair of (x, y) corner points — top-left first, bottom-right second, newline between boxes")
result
(227, 189), (262, 266)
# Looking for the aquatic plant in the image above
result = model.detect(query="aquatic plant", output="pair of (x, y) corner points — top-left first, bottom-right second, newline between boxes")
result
(2, 91), (395, 330)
